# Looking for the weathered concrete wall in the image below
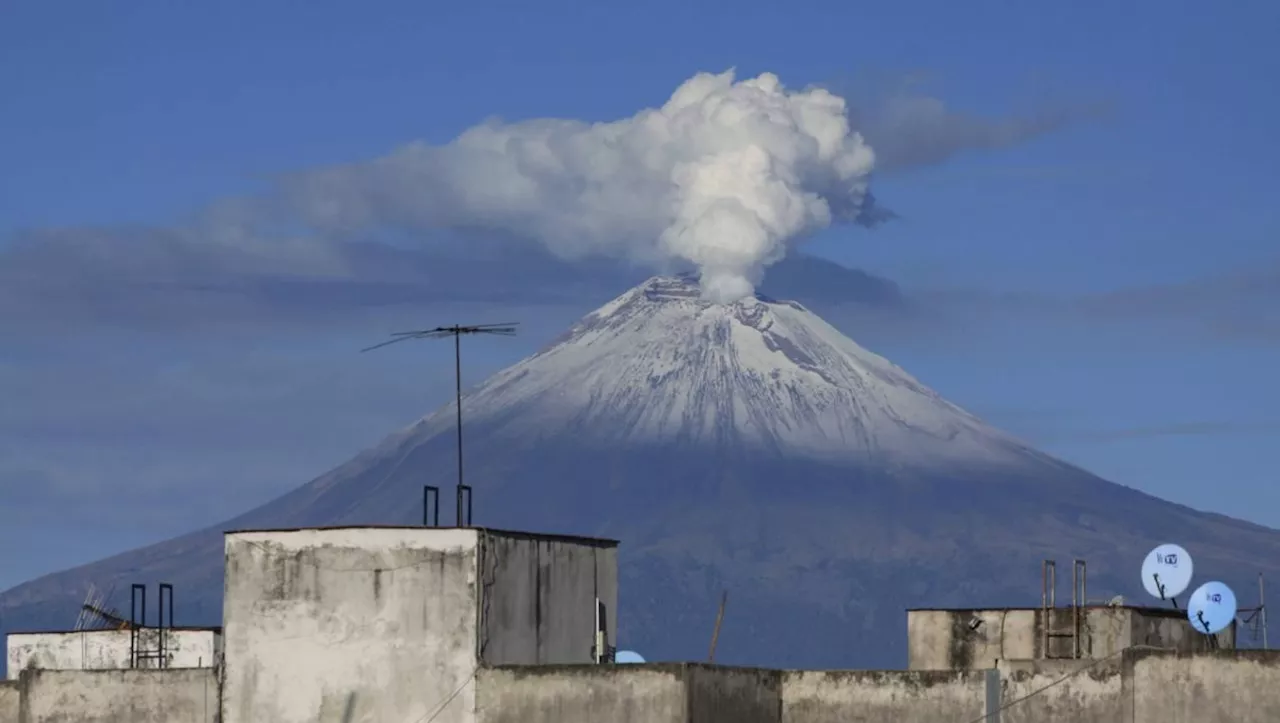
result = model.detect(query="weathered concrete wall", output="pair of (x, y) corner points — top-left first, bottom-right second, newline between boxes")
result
(0, 681), (18, 723)
(220, 527), (481, 723)
(781, 669), (986, 723)
(1129, 649), (1280, 723)
(908, 606), (1229, 669)
(6, 628), (220, 678)
(19, 668), (217, 723)
(909, 609), (1040, 669)
(476, 665), (687, 723)
(480, 532), (618, 665)
(687, 665), (780, 723)
(477, 664), (778, 723)
(1130, 609), (1233, 652)
(997, 658), (1123, 723)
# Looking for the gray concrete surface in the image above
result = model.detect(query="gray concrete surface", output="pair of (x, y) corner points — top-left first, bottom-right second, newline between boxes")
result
(1129, 649), (1280, 723)
(782, 669), (986, 723)
(687, 665), (780, 723)
(18, 668), (217, 723)
(6, 629), (220, 678)
(219, 526), (619, 723)
(0, 681), (17, 723)
(998, 658), (1124, 723)
(479, 530), (618, 665)
(220, 527), (482, 723)
(908, 606), (1231, 669)
(478, 664), (780, 723)
(477, 665), (687, 723)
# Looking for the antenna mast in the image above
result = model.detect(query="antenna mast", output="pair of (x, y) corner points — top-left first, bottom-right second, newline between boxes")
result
(362, 322), (517, 525)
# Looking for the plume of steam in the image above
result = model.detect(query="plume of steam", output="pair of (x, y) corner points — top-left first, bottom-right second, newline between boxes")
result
(281, 69), (878, 303)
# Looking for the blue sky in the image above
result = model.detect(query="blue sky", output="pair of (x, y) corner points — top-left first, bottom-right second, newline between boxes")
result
(2, 0), (1278, 592)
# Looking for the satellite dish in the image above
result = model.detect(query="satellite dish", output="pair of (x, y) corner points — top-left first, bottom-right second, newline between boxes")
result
(615, 650), (646, 664)
(1186, 581), (1237, 634)
(1141, 543), (1193, 600)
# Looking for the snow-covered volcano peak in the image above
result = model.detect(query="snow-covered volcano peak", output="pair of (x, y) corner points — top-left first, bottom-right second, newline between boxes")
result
(413, 275), (1034, 470)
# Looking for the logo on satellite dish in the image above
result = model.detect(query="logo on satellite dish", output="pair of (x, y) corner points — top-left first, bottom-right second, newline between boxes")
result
(1140, 543), (1193, 602)
(1187, 581), (1237, 635)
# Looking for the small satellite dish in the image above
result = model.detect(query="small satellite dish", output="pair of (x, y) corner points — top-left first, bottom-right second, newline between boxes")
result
(1141, 543), (1193, 600)
(1186, 581), (1237, 634)
(615, 650), (646, 664)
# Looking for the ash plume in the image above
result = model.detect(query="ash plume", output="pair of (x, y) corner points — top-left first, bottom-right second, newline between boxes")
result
(279, 69), (880, 304)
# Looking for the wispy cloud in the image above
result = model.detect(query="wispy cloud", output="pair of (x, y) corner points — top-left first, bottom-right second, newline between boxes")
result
(855, 95), (1108, 173)
(1055, 421), (1280, 443)
(0, 73), (1081, 331)
(910, 262), (1280, 343)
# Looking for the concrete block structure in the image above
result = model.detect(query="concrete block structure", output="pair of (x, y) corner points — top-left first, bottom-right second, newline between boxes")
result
(5, 628), (220, 679)
(220, 525), (618, 723)
(907, 605), (1232, 670)
(477, 663), (780, 723)
(780, 669), (989, 722)
(0, 680), (17, 723)
(17, 668), (217, 723)
(5, 524), (1279, 723)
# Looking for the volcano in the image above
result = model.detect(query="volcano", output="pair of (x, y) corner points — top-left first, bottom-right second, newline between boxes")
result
(4, 274), (1279, 669)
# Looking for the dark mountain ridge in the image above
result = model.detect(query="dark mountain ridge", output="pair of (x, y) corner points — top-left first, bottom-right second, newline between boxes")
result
(2, 274), (1275, 671)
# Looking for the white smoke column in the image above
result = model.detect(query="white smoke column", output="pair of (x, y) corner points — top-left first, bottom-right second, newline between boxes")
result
(282, 69), (878, 303)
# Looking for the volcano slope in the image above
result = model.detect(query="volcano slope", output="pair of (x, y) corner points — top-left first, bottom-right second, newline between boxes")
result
(3, 275), (1278, 669)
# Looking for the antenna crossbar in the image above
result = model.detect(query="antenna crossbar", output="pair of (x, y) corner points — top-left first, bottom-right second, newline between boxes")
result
(361, 322), (519, 526)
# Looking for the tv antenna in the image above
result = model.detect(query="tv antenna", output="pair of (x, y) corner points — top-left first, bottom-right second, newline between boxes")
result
(361, 323), (518, 526)
(74, 582), (128, 631)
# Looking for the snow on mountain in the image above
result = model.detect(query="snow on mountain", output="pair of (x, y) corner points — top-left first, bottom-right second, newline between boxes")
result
(409, 273), (1028, 469)
(10, 272), (1280, 671)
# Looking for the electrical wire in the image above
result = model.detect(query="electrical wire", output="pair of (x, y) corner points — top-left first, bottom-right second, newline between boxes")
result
(962, 644), (1164, 723)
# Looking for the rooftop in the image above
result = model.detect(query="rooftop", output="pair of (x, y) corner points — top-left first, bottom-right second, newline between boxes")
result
(906, 604), (1190, 619)
(9, 626), (223, 636)
(221, 524), (619, 547)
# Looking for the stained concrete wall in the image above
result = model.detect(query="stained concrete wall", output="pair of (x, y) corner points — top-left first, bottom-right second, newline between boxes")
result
(479, 531), (618, 665)
(220, 526), (620, 723)
(997, 658), (1123, 723)
(220, 527), (481, 723)
(1129, 649), (1280, 723)
(476, 664), (779, 723)
(18, 668), (217, 723)
(0, 681), (17, 723)
(908, 606), (1231, 669)
(476, 665), (686, 723)
(687, 665), (780, 723)
(6, 629), (220, 679)
(781, 669), (986, 723)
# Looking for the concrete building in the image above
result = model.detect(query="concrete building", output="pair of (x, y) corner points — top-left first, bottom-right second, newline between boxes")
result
(220, 525), (618, 723)
(4, 525), (1279, 723)
(907, 604), (1233, 670)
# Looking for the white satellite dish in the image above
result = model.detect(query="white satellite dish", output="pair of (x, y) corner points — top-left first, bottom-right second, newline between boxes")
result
(1141, 543), (1193, 600)
(1187, 581), (1237, 635)
(615, 650), (646, 664)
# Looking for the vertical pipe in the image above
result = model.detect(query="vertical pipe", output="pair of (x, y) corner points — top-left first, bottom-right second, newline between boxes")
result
(423, 485), (440, 527)
(1041, 560), (1048, 608)
(708, 591), (728, 663)
(1072, 561), (1079, 659)
(456, 484), (463, 528)
(1044, 562), (1055, 608)
(454, 328), (464, 494)
(1261, 573), (1269, 650)
(984, 668), (1002, 723)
